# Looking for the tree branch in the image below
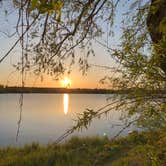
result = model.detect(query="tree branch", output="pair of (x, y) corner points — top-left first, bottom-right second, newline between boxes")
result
(0, 14), (39, 64)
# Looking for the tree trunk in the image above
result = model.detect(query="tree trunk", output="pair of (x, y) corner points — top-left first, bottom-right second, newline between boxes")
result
(147, 0), (166, 74)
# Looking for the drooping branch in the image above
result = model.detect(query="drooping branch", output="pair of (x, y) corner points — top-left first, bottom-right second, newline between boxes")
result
(0, 14), (39, 64)
(55, 93), (166, 144)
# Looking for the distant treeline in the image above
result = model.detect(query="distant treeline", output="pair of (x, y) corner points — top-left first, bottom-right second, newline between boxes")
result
(0, 86), (165, 94)
(0, 86), (116, 94)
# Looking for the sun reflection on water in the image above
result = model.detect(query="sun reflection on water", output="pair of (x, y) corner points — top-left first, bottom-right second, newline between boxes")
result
(63, 94), (69, 115)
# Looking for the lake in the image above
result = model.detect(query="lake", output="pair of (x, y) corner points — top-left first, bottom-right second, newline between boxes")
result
(0, 94), (136, 146)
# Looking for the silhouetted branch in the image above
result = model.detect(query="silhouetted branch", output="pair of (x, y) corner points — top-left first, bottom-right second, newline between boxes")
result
(0, 14), (39, 64)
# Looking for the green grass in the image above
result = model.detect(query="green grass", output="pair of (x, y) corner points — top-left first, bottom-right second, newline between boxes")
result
(0, 130), (166, 166)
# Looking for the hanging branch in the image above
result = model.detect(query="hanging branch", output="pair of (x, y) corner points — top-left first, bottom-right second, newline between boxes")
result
(54, 93), (166, 144)
(0, 14), (39, 64)
(16, 0), (25, 142)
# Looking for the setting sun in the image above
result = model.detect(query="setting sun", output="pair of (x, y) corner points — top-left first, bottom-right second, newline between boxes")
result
(61, 77), (71, 88)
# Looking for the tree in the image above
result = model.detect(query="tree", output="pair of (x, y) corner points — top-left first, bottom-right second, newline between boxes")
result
(0, 0), (165, 141)
(147, 0), (166, 75)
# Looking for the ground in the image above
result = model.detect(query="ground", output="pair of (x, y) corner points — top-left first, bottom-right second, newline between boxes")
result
(0, 130), (166, 166)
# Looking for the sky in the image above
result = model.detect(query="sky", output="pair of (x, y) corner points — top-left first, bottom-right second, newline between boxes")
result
(0, 0), (136, 89)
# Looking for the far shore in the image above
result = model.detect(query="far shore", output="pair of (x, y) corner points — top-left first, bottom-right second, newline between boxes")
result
(0, 86), (165, 94)
(0, 86), (116, 94)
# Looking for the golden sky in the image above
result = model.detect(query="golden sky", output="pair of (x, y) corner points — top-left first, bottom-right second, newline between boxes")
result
(0, 0), (124, 89)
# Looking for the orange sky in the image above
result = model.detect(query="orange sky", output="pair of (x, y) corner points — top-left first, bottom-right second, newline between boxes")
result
(0, 0), (124, 89)
(0, 63), (112, 89)
(0, 36), (116, 89)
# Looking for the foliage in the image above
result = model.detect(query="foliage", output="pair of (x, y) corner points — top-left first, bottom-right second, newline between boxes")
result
(101, 0), (166, 132)
(0, 1), (165, 78)
(1, 0), (114, 78)
(0, 130), (166, 166)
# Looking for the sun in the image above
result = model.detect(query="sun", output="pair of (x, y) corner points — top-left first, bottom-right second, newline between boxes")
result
(61, 77), (71, 88)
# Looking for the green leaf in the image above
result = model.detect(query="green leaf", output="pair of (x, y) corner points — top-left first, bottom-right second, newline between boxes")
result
(30, 0), (38, 10)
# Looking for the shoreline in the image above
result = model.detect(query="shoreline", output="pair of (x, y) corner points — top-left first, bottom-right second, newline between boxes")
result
(0, 87), (115, 94)
(0, 87), (165, 94)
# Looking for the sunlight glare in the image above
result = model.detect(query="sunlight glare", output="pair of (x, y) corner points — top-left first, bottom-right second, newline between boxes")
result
(61, 77), (71, 88)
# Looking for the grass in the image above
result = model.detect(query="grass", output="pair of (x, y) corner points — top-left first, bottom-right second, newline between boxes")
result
(0, 130), (166, 166)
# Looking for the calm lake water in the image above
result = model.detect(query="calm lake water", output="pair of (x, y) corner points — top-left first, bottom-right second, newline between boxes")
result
(0, 94), (136, 146)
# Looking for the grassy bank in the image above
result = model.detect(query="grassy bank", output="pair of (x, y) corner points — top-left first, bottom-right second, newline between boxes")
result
(0, 130), (166, 166)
